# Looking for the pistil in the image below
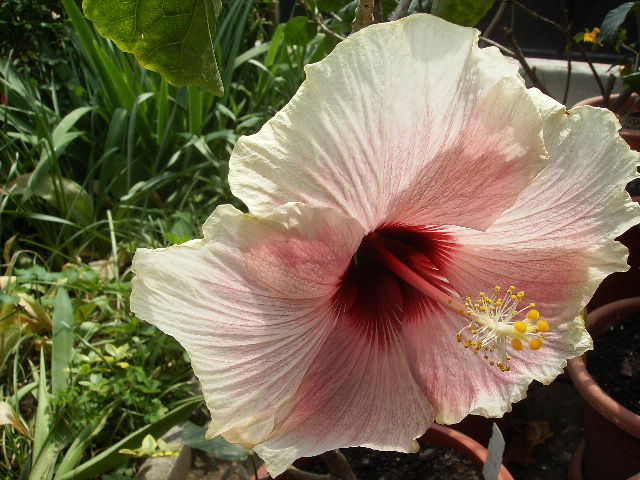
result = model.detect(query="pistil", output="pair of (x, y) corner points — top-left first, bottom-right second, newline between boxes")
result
(368, 235), (550, 372)
(368, 234), (466, 315)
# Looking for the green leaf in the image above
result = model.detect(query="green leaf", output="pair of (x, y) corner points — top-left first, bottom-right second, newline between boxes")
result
(56, 396), (203, 480)
(182, 421), (249, 461)
(431, 0), (495, 27)
(284, 16), (318, 46)
(55, 404), (117, 476)
(52, 288), (74, 393)
(600, 1), (638, 45)
(25, 106), (93, 199)
(316, 0), (351, 12)
(9, 174), (94, 225)
(82, 0), (224, 95)
(29, 351), (61, 480)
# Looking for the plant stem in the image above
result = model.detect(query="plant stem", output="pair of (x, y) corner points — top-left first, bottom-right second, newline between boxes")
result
(283, 467), (337, 480)
(352, 0), (376, 33)
(479, 36), (515, 57)
(511, 0), (607, 102)
(321, 450), (358, 480)
(504, 26), (550, 96)
(390, 0), (412, 21)
(482, 0), (510, 41)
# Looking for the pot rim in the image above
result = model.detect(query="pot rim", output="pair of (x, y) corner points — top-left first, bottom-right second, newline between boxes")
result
(567, 297), (640, 438)
(421, 424), (514, 480)
(255, 424), (515, 480)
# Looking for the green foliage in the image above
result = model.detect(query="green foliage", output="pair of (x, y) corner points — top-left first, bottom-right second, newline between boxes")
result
(1, 0), (349, 477)
(285, 16), (319, 46)
(599, 1), (638, 45)
(182, 421), (250, 461)
(0, 0), (66, 65)
(0, 258), (198, 479)
(83, 0), (224, 95)
(431, 0), (495, 27)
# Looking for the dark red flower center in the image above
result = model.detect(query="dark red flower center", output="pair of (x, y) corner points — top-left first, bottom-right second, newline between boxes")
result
(333, 225), (457, 342)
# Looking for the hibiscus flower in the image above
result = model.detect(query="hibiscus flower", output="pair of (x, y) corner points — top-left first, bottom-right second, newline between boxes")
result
(130, 14), (639, 476)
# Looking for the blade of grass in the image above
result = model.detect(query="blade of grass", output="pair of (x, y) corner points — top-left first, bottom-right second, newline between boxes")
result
(29, 351), (60, 480)
(51, 287), (74, 393)
(55, 395), (203, 480)
(54, 403), (117, 477)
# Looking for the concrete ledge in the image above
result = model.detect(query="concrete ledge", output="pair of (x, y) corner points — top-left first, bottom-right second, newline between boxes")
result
(522, 57), (621, 106)
(136, 425), (192, 480)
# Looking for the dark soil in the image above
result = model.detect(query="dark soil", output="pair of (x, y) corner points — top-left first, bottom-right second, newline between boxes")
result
(303, 444), (480, 480)
(587, 313), (640, 415)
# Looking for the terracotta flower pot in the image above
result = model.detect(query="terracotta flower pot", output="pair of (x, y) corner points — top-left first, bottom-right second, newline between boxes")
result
(254, 424), (514, 479)
(420, 424), (514, 480)
(573, 95), (640, 311)
(567, 297), (640, 480)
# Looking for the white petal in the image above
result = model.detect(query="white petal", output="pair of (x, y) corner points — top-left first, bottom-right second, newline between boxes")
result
(131, 203), (365, 444)
(230, 14), (548, 232)
(413, 98), (638, 421)
(254, 321), (433, 476)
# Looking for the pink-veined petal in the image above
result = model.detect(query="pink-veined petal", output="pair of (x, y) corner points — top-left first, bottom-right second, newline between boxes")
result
(402, 308), (590, 424)
(230, 14), (548, 233)
(404, 94), (638, 423)
(445, 101), (640, 320)
(254, 321), (434, 476)
(130, 203), (365, 444)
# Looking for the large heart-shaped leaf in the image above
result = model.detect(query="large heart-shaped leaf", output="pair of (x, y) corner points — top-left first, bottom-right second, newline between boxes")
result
(83, 0), (223, 95)
(599, 1), (638, 45)
(431, 0), (495, 27)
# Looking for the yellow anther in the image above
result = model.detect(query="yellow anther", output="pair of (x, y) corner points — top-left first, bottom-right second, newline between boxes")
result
(458, 309), (466, 315)
(514, 321), (527, 333)
(527, 309), (540, 321)
(517, 291), (525, 299)
(508, 285), (515, 292)
(479, 306), (487, 312)
(529, 302), (536, 308)
(529, 338), (543, 350)
(480, 292), (486, 297)
(537, 320), (549, 332)
(511, 338), (524, 350)
(456, 333), (463, 342)
(511, 294), (517, 300)
(495, 299), (503, 306)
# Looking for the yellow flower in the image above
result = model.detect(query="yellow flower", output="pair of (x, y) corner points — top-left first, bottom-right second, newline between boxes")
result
(583, 27), (602, 44)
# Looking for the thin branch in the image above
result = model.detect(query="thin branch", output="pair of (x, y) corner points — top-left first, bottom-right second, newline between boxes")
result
(283, 467), (337, 480)
(504, 27), (549, 96)
(314, 12), (347, 41)
(562, 51), (572, 105)
(373, 0), (383, 23)
(611, 84), (634, 112)
(321, 450), (357, 480)
(574, 41), (608, 101)
(390, 0), (412, 21)
(482, 0), (510, 40)
(561, 2), (572, 106)
(511, 0), (607, 101)
(479, 36), (516, 57)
